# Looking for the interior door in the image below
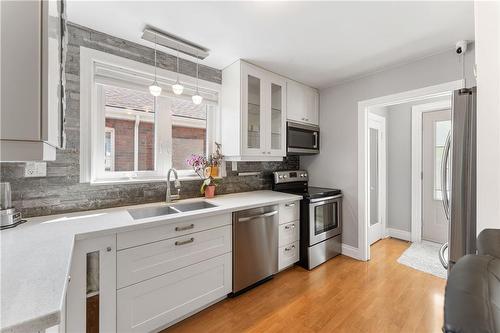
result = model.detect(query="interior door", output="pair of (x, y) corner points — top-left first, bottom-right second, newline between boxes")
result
(422, 109), (451, 244)
(368, 114), (386, 246)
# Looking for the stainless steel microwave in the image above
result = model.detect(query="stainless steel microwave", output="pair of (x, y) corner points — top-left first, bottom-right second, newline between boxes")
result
(287, 122), (319, 155)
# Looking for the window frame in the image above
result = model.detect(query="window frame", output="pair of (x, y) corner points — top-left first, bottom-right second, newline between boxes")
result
(79, 47), (221, 184)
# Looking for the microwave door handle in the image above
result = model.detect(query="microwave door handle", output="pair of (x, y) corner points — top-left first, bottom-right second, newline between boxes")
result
(313, 132), (318, 148)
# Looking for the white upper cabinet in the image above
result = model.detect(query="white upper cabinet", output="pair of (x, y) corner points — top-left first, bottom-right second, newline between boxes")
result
(221, 60), (286, 161)
(286, 80), (319, 126)
(0, 0), (66, 161)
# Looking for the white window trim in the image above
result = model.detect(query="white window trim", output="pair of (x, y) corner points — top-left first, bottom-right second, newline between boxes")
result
(80, 47), (221, 184)
(104, 127), (115, 172)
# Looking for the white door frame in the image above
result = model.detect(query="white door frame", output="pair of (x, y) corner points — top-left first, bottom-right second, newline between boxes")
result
(410, 100), (452, 242)
(357, 80), (464, 261)
(368, 113), (387, 243)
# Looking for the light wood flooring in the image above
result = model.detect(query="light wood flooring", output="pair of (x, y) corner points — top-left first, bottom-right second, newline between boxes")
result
(163, 238), (446, 333)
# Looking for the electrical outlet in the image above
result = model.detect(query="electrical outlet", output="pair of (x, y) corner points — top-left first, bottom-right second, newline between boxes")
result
(24, 162), (47, 178)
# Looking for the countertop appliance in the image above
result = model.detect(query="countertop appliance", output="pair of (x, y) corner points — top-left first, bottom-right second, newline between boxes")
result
(273, 171), (342, 270)
(439, 87), (477, 272)
(0, 182), (23, 230)
(232, 205), (278, 295)
(287, 121), (319, 155)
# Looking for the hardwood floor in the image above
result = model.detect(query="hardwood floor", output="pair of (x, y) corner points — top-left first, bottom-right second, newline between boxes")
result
(164, 238), (446, 333)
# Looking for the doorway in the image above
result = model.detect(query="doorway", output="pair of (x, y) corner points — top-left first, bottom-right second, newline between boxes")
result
(368, 113), (386, 245)
(357, 80), (464, 261)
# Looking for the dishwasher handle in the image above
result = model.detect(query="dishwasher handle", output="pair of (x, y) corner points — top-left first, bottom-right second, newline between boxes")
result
(238, 210), (278, 222)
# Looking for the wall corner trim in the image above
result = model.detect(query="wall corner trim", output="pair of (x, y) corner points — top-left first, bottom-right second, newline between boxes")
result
(386, 228), (411, 242)
(341, 244), (365, 261)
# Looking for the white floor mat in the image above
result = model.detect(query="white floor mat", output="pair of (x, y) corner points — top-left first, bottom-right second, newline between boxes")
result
(397, 240), (447, 279)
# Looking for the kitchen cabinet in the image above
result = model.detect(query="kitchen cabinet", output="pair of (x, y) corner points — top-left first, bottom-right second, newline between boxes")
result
(66, 235), (116, 333)
(278, 200), (300, 271)
(287, 80), (319, 126)
(0, 0), (66, 161)
(221, 60), (287, 161)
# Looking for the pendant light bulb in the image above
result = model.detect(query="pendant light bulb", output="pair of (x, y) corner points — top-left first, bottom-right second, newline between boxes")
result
(192, 93), (203, 105)
(172, 47), (184, 95)
(149, 82), (162, 97)
(150, 33), (162, 97)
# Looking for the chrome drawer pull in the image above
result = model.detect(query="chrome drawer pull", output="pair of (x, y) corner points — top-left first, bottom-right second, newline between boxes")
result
(175, 224), (194, 231)
(175, 238), (194, 246)
(284, 224), (295, 230)
(284, 245), (295, 251)
(285, 202), (296, 207)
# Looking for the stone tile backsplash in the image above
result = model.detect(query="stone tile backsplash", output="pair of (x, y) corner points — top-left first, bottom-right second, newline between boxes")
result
(0, 23), (300, 218)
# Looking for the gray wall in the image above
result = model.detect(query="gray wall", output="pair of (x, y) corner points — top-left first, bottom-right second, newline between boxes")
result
(0, 23), (299, 218)
(302, 46), (476, 247)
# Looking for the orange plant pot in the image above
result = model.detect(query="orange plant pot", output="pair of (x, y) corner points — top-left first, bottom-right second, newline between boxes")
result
(204, 185), (216, 198)
(210, 166), (219, 178)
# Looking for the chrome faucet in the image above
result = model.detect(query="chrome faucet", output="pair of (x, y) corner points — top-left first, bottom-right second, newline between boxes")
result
(166, 168), (181, 202)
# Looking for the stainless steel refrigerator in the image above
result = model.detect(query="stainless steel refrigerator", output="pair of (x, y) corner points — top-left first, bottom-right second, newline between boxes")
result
(439, 87), (477, 272)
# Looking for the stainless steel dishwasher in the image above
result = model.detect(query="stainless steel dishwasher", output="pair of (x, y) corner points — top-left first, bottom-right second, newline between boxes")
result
(232, 204), (279, 295)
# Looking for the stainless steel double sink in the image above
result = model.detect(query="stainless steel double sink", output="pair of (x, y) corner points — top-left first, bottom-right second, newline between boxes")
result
(127, 201), (218, 220)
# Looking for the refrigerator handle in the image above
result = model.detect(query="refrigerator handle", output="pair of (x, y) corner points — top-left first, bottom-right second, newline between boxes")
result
(439, 242), (449, 269)
(441, 132), (451, 221)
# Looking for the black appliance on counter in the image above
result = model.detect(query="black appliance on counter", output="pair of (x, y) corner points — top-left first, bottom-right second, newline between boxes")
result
(272, 170), (342, 270)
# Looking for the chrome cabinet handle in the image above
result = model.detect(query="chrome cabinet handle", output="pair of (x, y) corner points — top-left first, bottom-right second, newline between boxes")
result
(439, 242), (449, 269)
(441, 133), (451, 221)
(285, 202), (296, 207)
(238, 210), (278, 222)
(175, 237), (194, 246)
(313, 132), (318, 148)
(175, 224), (194, 231)
(285, 224), (295, 230)
(285, 245), (296, 251)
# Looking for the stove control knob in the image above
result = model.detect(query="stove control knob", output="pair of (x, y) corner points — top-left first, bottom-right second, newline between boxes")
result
(283, 175), (288, 179)
(278, 175), (283, 179)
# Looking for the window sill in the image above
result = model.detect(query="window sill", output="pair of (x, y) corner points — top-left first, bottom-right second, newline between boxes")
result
(90, 175), (204, 185)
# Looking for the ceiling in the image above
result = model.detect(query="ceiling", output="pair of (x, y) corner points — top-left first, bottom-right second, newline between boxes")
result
(67, 1), (475, 89)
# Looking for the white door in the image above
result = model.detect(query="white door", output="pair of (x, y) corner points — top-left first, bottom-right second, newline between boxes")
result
(368, 114), (386, 245)
(422, 109), (451, 243)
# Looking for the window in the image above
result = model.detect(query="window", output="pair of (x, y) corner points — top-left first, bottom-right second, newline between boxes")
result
(80, 47), (220, 184)
(434, 120), (451, 200)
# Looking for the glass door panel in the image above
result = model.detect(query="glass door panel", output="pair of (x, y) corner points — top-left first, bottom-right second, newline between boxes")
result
(314, 202), (339, 235)
(247, 75), (261, 149)
(271, 83), (282, 150)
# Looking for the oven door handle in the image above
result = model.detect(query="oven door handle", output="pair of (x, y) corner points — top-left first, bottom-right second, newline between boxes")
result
(309, 194), (343, 204)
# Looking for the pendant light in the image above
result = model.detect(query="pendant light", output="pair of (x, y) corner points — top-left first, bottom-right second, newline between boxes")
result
(172, 46), (184, 95)
(149, 33), (162, 97)
(192, 52), (203, 105)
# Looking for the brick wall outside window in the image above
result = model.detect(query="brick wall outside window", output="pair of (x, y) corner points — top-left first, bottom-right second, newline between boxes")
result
(105, 118), (135, 171)
(172, 126), (206, 170)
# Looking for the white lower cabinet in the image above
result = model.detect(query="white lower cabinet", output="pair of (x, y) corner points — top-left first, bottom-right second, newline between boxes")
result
(117, 253), (232, 333)
(278, 241), (299, 270)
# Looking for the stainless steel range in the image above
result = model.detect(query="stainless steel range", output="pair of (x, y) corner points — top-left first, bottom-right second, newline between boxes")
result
(272, 171), (342, 270)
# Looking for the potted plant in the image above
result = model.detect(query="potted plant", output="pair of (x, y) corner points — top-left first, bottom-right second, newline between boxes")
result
(186, 143), (224, 198)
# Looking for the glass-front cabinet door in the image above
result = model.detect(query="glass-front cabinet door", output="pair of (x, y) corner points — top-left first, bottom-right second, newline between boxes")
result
(242, 65), (266, 156)
(268, 76), (287, 157)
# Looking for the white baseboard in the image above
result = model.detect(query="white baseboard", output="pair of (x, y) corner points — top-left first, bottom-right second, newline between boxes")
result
(386, 228), (411, 241)
(341, 243), (364, 261)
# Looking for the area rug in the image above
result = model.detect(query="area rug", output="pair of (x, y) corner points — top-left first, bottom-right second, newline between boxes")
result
(397, 240), (447, 279)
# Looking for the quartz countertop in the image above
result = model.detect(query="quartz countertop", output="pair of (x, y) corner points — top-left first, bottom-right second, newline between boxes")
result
(0, 190), (301, 333)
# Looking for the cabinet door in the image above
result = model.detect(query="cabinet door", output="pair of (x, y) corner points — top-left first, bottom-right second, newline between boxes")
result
(66, 235), (116, 333)
(286, 80), (306, 123)
(306, 88), (319, 126)
(242, 65), (266, 156)
(117, 253), (232, 333)
(267, 75), (287, 157)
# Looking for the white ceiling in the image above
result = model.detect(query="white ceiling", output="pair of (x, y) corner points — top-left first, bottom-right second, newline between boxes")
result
(67, 1), (475, 89)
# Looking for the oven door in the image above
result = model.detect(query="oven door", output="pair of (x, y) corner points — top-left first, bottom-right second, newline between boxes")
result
(308, 195), (342, 246)
(287, 122), (319, 155)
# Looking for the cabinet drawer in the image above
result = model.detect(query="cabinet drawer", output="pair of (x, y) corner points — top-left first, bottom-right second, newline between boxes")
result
(279, 221), (299, 246)
(278, 241), (299, 271)
(117, 253), (232, 333)
(117, 213), (231, 250)
(279, 201), (299, 224)
(117, 225), (232, 289)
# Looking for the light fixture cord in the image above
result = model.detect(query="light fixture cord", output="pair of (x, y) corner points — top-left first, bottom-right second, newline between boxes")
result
(154, 33), (157, 82)
(196, 51), (199, 93)
(176, 45), (180, 80)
